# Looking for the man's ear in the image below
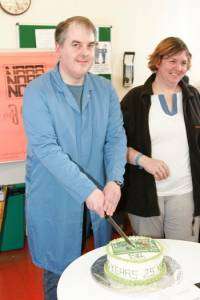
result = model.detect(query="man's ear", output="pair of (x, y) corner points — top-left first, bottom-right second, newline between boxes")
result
(55, 43), (61, 55)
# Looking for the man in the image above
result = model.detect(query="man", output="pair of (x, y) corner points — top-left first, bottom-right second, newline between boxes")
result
(23, 16), (126, 299)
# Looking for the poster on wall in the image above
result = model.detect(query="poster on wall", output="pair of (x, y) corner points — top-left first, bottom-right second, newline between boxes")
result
(90, 41), (111, 75)
(35, 29), (55, 49)
(0, 51), (57, 163)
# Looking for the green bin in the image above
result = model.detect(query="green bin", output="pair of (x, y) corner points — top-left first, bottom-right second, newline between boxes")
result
(0, 184), (25, 251)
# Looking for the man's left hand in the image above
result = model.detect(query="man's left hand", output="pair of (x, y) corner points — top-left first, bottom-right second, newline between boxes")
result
(103, 181), (121, 216)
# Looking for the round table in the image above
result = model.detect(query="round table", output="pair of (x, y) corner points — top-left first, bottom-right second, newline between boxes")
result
(57, 239), (200, 300)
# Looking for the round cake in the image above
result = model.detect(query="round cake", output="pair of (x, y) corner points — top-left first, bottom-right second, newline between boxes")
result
(104, 236), (166, 286)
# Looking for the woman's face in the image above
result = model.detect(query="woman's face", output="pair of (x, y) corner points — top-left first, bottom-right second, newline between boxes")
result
(156, 50), (189, 86)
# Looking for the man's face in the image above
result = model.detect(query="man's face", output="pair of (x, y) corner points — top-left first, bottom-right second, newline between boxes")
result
(56, 22), (96, 84)
(156, 50), (189, 86)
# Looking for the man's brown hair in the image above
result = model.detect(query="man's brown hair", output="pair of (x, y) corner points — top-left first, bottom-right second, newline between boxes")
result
(55, 16), (96, 45)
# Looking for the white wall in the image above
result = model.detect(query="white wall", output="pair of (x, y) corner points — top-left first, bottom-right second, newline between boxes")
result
(1, 0), (200, 184)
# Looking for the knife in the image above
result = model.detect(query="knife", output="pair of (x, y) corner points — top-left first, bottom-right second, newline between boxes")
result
(105, 214), (134, 248)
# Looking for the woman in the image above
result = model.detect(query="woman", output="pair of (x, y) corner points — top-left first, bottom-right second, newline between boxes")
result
(121, 37), (200, 241)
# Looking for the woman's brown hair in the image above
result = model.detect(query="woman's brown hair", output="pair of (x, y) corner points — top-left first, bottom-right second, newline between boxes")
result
(148, 37), (192, 71)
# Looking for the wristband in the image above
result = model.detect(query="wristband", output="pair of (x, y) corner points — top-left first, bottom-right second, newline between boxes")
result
(134, 153), (143, 168)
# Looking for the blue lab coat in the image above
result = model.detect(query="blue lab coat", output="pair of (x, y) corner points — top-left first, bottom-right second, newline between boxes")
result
(23, 65), (127, 274)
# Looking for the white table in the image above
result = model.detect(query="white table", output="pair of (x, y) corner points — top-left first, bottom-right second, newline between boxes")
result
(57, 239), (200, 300)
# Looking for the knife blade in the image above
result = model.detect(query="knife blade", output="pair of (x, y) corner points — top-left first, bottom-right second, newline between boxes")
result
(105, 214), (134, 248)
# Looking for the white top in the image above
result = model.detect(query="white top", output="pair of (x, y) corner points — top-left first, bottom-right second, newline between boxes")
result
(149, 92), (192, 196)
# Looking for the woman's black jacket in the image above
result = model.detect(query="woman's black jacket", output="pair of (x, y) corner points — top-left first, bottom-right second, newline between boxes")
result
(120, 73), (200, 217)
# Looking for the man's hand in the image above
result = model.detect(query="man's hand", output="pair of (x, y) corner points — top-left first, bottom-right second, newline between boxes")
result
(85, 188), (105, 218)
(140, 156), (170, 181)
(103, 181), (121, 216)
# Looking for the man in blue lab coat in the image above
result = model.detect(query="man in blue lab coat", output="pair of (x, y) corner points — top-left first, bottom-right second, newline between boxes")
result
(23, 16), (126, 300)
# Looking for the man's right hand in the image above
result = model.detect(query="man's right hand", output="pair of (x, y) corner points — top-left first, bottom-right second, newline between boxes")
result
(85, 188), (105, 218)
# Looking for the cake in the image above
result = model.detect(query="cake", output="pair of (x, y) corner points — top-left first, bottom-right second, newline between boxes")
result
(104, 236), (166, 286)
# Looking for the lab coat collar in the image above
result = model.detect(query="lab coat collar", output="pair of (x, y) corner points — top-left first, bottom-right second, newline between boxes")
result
(51, 64), (93, 113)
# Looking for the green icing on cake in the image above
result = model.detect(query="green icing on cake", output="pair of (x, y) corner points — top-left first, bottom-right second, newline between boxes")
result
(111, 238), (160, 255)
(104, 261), (167, 286)
(106, 237), (164, 263)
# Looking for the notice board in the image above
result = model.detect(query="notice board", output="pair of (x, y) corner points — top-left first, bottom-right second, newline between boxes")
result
(18, 25), (56, 48)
